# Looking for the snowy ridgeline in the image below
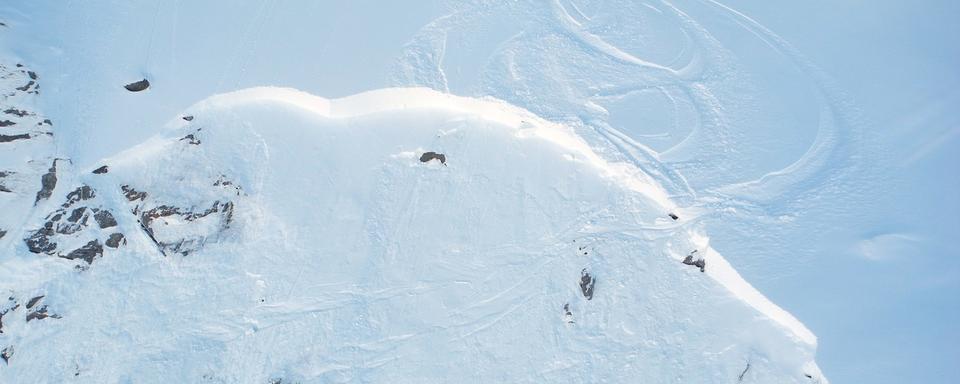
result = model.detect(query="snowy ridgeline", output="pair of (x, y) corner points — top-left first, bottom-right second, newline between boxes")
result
(0, 86), (826, 383)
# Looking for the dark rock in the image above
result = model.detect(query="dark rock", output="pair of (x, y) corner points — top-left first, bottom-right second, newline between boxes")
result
(0, 229), (5, 239)
(25, 295), (43, 310)
(63, 185), (95, 207)
(3, 108), (29, 117)
(1, 346), (11, 364)
(92, 165), (109, 174)
(66, 207), (86, 223)
(121, 185), (147, 201)
(56, 215), (84, 235)
(419, 151), (446, 164)
(738, 363), (751, 383)
(189, 201), (233, 223)
(93, 210), (117, 228)
(25, 228), (56, 254)
(668, 213), (679, 220)
(562, 303), (574, 323)
(34, 160), (58, 204)
(182, 115), (194, 121)
(579, 269), (595, 300)
(124, 79), (150, 92)
(682, 251), (706, 273)
(214, 176), (243, 195)
(139, 200), (234, 256)
(0, 133), (30, 143)
(27, 71), (37, 80)
(0, 120), (14, 127)
(15, 80), (34, 92)
(105, 233), (126, 248)
(25, 310), (43, 322)
(180, 133), (201, 145)
(26, 305), (59, 322)
(0, 172), (10, 192)
(62, 240), (103, 264)
(142, 205), (181, 225)
(0, 300), (19, 334)
(42, 119), (52, 126)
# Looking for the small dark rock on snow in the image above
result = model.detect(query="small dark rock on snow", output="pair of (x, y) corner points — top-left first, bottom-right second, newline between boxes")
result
(1, 346), (12, 364)
(682, 251), (706, 272)
(579, 269), (596, 300)
(124, 79), (150, 92)
(419, 151), (446, 165)
(26, 305), (59, 322)
(25, 295), (44, 310)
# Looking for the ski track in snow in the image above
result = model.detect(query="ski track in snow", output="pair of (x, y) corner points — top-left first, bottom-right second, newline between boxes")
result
(393, 0), (872, 279)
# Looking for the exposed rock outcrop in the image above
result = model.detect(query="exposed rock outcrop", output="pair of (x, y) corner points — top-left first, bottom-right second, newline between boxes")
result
(682, 250), (706, 272)
(123, 176), (241, 256)
(34, 160), (57, 204)
(23, 184), (123, 266)
(579, 269), (595, 300)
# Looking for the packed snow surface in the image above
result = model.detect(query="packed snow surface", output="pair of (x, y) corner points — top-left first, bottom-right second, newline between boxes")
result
(0, 87), (825, 382)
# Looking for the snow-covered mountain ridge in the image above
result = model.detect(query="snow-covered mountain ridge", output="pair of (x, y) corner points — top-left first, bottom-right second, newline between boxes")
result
(1, 84), (825, 383)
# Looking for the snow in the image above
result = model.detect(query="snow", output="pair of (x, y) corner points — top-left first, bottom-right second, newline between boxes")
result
(0, 85), (825, 382)
(11, 0), (953, 381)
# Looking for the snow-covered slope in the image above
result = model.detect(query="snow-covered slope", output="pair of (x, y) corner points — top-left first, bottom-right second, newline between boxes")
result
(0, 86), (825, 383)
(0, 0), (865, 382)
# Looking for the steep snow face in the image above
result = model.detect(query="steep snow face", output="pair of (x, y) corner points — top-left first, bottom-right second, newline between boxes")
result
(0, 87), (824, 383)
